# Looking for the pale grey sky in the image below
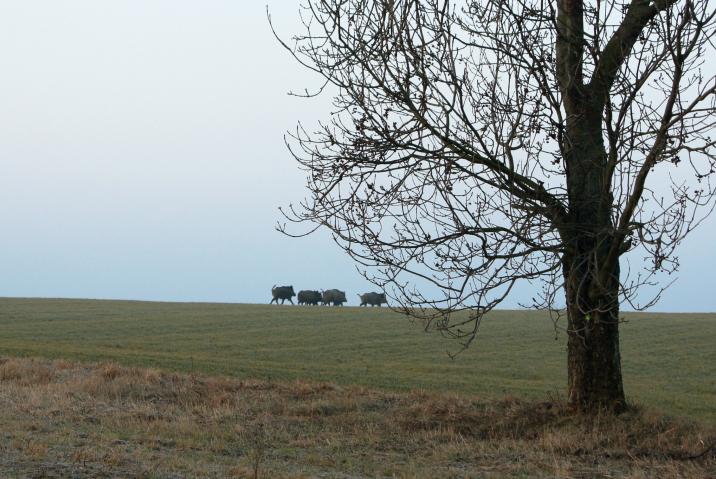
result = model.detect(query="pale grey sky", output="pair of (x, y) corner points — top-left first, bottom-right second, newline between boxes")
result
(0, 1), (713, 311)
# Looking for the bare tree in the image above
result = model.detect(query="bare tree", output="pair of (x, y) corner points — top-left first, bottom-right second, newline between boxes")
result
(272, 0), (716, 412)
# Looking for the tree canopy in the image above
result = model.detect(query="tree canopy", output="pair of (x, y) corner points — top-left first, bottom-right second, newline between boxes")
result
(274, 0), (716, 411)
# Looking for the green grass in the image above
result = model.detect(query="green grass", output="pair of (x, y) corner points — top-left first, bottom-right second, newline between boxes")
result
(0, 298), (714, 423)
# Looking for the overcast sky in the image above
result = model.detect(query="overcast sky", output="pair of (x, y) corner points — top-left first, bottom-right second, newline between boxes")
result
(0, 1), (713, 311)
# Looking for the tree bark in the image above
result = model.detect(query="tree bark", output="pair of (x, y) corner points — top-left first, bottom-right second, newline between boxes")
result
(563, 252), (626, 413)
(561, 98), (626, 413)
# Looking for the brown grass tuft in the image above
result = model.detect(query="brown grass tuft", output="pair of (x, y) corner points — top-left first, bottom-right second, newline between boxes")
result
(0, 356), (713, 478)
(0, 357), (55, 385)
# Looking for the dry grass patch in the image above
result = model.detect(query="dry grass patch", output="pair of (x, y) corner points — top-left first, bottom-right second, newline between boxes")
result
(0, 356), (713, 478)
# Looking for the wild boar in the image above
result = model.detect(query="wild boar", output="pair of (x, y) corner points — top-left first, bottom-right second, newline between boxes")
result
(322, 289), (347, 306)
(358, 292), (387, 307)
(270, 285), (296, 304)
(297, 290), (322, 305)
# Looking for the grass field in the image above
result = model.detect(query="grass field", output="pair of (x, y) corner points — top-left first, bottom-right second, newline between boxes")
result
(1, 357), (713, 478)
(0, 297), (714, 423)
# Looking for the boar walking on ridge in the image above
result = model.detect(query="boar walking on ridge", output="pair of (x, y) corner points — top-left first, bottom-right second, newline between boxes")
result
(270, 285), (296, 305)
(358, 292), (387, 307)
(322, 289), (347, 306)
(297, 290), (322, 305)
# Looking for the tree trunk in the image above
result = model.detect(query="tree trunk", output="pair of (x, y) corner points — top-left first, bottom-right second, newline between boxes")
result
(561, 101), (627, 414)
(563, 254), (626, 413)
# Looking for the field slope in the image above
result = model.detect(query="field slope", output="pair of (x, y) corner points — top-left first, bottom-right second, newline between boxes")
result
(0, 298), (714, 422)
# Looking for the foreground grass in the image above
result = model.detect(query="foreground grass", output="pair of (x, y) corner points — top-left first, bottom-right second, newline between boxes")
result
(0, 298), (714, 423)
(0, 357), (713, 478)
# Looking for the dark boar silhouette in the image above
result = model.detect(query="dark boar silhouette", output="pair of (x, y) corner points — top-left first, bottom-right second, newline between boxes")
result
(322, 289), (347, 306)
(297, 290), (322, 305)
(270, 285), (296, 304)
(358, 292), (387, 307)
